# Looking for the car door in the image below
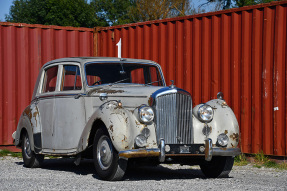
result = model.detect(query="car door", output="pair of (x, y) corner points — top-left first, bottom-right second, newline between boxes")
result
(37, 65), (59, 150)
(52, 64), (86, 152)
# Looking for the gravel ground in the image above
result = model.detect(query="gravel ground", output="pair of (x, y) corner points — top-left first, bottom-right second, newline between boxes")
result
(0, 156), (287, 191)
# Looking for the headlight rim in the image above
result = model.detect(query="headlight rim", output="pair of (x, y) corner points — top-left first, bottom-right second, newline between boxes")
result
(197, 104), (214, 122)
(138, 105), (154, 123)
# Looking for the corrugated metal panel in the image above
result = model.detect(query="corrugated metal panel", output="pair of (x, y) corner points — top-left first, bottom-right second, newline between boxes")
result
(95, 1), (287, 156)
(0, 22), (93, 145)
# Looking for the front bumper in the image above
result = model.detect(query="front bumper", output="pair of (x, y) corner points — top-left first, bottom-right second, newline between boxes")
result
(119, 138), (241, 162)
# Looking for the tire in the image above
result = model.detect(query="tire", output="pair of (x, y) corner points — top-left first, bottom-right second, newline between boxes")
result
(21, 132), (44, 168)
(200, 156), (234, 178)
(93, 127), (127, 181)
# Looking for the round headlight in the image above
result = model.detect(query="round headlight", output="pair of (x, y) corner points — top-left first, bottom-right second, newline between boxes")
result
(139, 106), (154, 123)
(197, 104), (213, 122)
(217, 133), (229, 147)
(135, 134), (147, 148)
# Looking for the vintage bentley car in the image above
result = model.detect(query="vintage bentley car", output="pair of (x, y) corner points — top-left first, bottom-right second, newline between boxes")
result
(13, 57), (240, 181)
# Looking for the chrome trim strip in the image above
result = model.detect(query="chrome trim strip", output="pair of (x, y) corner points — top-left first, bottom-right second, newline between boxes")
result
(149, 87), (191, 106)
(119, 148), (160, 159)
(212, 148), (241, 156)
(159, 139), (165, 162)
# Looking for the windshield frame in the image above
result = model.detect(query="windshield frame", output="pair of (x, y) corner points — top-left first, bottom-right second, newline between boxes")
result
(84, 61), (166, 88)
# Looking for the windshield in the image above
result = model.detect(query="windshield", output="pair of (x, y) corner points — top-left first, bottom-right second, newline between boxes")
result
(85, 62), (163, 86)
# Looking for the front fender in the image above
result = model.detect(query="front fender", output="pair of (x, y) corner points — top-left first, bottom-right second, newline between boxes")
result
(193, 99), (240, 148)
(78, 101), (132, 153)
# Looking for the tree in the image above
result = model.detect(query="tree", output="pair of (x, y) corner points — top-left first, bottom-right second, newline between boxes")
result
(128, 0), (203, 22)
(203, 0), (282, 10)
(91, 0), (135, 26)
(6, 0), (99, 28)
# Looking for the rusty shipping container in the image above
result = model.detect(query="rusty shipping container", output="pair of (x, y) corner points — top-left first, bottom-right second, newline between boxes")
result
(95, 1), (287, 156)
(0, 22), (94, 146)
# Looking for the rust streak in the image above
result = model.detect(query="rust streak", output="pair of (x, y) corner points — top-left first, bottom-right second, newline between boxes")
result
(109, 125), (114, 132)
(89, 88), (124, 95)
(230, 133), (239, 142)
(119, 150), (160, 158)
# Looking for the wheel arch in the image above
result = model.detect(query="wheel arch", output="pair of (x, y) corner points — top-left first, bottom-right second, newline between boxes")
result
(16, 115), (35, 152)
(77, 101), (131, 153)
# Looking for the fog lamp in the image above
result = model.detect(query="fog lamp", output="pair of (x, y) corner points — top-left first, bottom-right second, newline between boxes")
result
(135, 134), (147, 148)
(217, 133), (229, 147)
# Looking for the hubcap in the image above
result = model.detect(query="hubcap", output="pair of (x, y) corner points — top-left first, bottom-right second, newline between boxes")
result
(24, 136), (32, 158)
(97, 135), (113, 170)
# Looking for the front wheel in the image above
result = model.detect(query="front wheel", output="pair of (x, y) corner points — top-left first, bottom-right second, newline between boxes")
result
(200, 156), (234, 178)
(21, 132), (44, 168)
(93, 127), (127, 181)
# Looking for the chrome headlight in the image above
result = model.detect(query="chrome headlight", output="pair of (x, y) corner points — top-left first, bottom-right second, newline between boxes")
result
(135, 134), (147, 148)
(197, 104), (213, 122)
(138, 106), (154, 123)
(217, 133), (229, 147)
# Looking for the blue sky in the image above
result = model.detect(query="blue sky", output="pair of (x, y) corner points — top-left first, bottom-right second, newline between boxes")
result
(0, 0), (13, 21)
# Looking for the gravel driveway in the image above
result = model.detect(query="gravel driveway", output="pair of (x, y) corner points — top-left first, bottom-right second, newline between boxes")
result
(0, 156), (286, 191)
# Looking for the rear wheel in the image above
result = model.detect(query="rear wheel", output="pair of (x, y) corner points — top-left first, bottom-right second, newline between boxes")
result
(93, 127), (127, 181)
(200, 156), (234, 178)
(21, 132), (44, 168)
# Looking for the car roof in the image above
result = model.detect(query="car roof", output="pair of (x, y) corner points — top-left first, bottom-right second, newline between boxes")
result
(42, 57), (159, 68)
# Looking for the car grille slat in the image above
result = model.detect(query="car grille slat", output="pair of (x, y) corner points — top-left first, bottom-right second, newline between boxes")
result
(155, 93), (193, 144)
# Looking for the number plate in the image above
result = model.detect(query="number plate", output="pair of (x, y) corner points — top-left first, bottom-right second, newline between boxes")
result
(180, 146), (190, 153)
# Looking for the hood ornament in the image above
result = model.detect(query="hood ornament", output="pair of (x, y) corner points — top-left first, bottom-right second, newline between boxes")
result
(170, 80), (175, 88)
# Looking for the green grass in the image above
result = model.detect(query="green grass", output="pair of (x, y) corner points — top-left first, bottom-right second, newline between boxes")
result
(0, 149), (22, 158)
(252, 151), (287, 170)
(234, 153), (248, 166)
(234, 151), (287, 170)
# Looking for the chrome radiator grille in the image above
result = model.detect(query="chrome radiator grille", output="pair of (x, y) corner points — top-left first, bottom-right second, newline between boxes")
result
(155, 93), (193, 144)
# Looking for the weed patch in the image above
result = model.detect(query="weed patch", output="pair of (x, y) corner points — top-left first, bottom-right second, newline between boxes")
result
(0, 149), (22, 158)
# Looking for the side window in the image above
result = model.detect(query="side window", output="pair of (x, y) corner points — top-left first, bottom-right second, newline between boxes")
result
(42, 66), (58, 93)
(61, 65), (82, 91)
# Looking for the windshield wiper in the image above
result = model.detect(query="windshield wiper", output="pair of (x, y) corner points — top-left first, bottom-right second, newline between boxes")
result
(145, 80), (162, 86)
(109, 78), (130, 86)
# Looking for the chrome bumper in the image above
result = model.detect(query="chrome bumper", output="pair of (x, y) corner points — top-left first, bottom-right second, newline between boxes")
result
(118, 138), (241, 162)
